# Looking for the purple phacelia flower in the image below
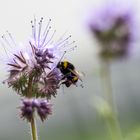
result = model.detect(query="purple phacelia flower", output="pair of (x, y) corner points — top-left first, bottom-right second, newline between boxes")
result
(2, 17), (76, 98)
(20, 99), (35, 122)
(20, 98), (52, 122)
(39, 68), (62, 99)
(37, 99), (52, 122)
(89, 1), (138, 59)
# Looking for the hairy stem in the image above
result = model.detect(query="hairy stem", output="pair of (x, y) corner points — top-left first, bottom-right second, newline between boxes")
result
(31, 117), (38, 140)
(100, 59), (123, 140)
(27, 75), (33, 98)
(27, 75), (38, 140)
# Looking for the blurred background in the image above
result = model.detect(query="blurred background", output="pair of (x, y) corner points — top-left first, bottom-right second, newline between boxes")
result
(0, 0), (140, 140)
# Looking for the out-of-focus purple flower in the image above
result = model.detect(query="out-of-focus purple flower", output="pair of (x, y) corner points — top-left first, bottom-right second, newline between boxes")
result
(89, 1), (138, 59)
(20, 98), (52, 122)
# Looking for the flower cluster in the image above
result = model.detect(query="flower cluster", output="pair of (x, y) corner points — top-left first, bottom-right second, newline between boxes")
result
(89, 3), (136, 59)
(2, 17), (74, 98)
(20, 98), (52, 122)
(2, 17), (76, 121)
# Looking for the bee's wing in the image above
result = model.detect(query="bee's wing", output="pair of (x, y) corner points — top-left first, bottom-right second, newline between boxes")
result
(68, 69), (83, 81)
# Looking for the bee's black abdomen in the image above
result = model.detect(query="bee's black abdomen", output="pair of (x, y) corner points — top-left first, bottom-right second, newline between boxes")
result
(67, 62), (75, 70)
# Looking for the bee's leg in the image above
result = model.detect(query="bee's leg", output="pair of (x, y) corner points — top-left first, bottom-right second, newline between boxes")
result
(59, 80), (66, 86)
(61, 76), (65, 80)
(61, 80), (71, 87)
(80, 84), (84, 88)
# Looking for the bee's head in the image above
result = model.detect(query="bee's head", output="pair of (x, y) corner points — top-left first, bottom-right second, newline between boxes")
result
(57, 62), (63, 69)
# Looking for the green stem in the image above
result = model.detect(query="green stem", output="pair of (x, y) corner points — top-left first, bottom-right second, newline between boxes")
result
(100, 60), (113, 106)
(100, 59), (123, 140)
(27, 75), (33, 98)
(27, 75), (38, 140)
(31, 117), (38, 140)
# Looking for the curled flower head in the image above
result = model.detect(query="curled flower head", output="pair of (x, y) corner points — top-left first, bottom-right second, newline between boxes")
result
(37, 99), (52, 122)
(20, 98), (52, 122)
(2, 17), (76, 98)
(89, 1), (138, 59)
(20, 99), (35, 122)
(38, 68), (62, 99)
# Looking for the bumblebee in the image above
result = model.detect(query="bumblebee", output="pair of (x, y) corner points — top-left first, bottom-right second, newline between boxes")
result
(57, 61), (82, 87)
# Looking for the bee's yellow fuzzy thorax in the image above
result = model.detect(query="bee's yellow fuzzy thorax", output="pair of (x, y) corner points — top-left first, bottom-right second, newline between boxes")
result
(63, 61), (68, 69)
